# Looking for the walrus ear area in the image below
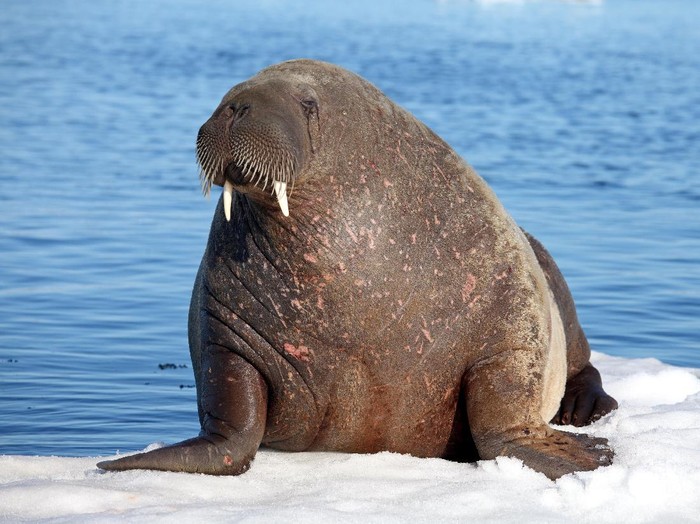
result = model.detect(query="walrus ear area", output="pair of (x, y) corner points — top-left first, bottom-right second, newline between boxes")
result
(297, 94), (321, 154)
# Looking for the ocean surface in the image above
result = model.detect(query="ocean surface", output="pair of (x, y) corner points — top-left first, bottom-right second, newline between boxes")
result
(1, 0), (698, 457)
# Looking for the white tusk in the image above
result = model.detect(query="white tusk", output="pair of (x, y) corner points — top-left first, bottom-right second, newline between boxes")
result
(223, 180), (233, 222)
(273, 180), (289, 217)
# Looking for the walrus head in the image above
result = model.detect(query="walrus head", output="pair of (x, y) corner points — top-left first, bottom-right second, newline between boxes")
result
(196, 75), (321, 220)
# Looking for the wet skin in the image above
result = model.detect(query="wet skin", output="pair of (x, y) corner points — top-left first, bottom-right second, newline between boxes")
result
(98, 59), (618, 479)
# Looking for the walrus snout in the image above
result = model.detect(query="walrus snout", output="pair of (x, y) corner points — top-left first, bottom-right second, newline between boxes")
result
(196, 95), (306, 221)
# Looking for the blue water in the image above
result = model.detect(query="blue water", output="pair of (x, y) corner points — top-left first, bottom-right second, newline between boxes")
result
(1, 0), (698, 457)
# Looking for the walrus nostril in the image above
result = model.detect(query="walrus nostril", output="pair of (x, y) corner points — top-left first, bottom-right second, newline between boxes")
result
(227, 104), (250, 122)
(224, 103), (250, 121)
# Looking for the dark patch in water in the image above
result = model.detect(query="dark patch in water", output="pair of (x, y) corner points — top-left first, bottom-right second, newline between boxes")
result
(158, 363), (189, 370)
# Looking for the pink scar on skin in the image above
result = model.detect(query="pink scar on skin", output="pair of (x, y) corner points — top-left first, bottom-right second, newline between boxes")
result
(345, 223), (359, 243)
(494, 268), (511, 280)
(461, 274), (477, 303)
(283, 343), (311, 362)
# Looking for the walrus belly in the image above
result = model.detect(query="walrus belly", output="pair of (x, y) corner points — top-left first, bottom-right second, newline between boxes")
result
(540, 291), (568, 422)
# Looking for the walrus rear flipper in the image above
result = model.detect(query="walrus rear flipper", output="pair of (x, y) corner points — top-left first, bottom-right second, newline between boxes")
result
(552, 363), (618, 427)
(523, 230), (618, 426)
(99, 350), (268, 475)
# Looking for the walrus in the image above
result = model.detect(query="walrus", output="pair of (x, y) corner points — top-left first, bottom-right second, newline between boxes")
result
(98, 59), (618, 480)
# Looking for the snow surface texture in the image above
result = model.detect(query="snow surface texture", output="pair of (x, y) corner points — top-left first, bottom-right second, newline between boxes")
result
(2, 353), (699, 523)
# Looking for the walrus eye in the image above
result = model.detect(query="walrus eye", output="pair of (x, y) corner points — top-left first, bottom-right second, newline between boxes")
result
(301, 98), (318, 113)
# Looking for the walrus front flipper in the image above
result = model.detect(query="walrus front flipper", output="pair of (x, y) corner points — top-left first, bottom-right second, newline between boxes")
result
(98, 434), (257, 475)
(551, 363), (618, 427)
(98, 351), (268, 475)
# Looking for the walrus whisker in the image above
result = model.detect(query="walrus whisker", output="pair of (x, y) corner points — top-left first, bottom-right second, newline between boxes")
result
(251, 166), (263, 188)
(199, 169), (212, 197)
(288, 178), (296, 200)
(253, 170), (262, 188)
(240, 158), (249, 176)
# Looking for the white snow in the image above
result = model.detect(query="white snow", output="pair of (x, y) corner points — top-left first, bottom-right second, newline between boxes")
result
(2, 353), (699, 523)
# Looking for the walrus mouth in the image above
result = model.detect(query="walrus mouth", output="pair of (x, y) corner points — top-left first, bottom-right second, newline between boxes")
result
(196, 136), (296, 221)
(221, 178), (289, 220)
